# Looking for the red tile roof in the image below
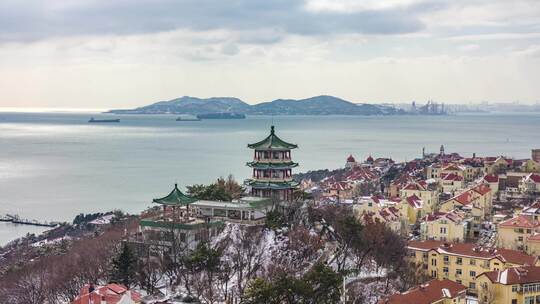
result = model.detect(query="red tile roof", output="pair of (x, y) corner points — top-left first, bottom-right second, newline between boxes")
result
(472, 184), (491, 196)
(499, 215), (540, 229)
(407, 240), (445, 251)
(406, 194), (423, 208)
(480, 266), (540, 285)
(408, 241), (537, 265)
(71, 284), (141, 304)
(378, 279), (466, 304)
(453, 191), (475, 205)
(484, 174), (499, 183)
(441, 173), (463, 181)
(526, 173), (540, 183)
(346, 154), (356, 162)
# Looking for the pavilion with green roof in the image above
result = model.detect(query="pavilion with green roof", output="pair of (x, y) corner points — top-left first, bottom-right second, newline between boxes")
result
(152, 183), (197, 206)
(245, 125), (299, 201)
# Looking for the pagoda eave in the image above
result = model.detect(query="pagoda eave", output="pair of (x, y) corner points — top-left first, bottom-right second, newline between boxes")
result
(245, 179), (299, 190)
(246, 161), (299, 169)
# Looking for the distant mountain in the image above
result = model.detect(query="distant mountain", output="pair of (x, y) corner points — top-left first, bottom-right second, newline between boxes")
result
(108, 95), (405, 115)
(109, 96), (250, 115)
(250, 95), (396, 115)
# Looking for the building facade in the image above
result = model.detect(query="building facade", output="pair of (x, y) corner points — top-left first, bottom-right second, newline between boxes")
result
(408, 241), (538, 294)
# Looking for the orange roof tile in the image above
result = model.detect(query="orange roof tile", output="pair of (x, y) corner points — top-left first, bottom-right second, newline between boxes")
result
(480, 266), (540, 285)
(499, 215), (540, 229)
(378, 279), (466, 304)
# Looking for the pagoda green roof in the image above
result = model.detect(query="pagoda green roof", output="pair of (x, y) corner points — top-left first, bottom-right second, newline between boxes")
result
(153, 184), (197, 206)
(246, 161), (299, 169)
(247, 126), (298, 150)
(245, 179), (299, 190)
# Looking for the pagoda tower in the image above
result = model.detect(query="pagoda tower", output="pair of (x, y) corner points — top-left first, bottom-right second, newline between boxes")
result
(245, 125), (299, 201)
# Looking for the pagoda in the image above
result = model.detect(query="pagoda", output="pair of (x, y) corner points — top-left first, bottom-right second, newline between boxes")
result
(245, 125), (299, 201)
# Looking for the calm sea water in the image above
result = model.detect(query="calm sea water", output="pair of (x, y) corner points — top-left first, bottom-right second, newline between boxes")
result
(1, 112), (539, 244)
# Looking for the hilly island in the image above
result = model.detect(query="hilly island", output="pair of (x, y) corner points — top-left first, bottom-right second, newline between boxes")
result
(108, 95), (405, 115)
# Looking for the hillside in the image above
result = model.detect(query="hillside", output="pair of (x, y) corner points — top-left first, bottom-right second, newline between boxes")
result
(109, 96), (251, 115)
(108, 95), (405, 115)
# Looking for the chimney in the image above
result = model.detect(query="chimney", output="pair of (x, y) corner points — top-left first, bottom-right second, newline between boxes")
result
(473, 153), (476, 158)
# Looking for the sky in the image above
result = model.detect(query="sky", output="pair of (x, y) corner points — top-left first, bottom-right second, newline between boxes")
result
(0, 0), (540, 108)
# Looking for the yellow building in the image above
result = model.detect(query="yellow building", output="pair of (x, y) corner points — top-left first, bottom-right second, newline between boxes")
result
(420, 210), (469, 242)
(378, 279), (467, 304)
(400, 181), (439, 214)
(521, 159), (540, 173)
(519, 173), (540, 194)
(483, 174), (500, 195)
(427, 163), (442, 179)
(526, 234), (540, 256)
(407, 241), (538, 294)
(440, 173), (464, 194)
(484, 156), (512, 175)
(397, 194), (424, 224)
(477, 266), (540, 304)
(497, 215), (540, 251)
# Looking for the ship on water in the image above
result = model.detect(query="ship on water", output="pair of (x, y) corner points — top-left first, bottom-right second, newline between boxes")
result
(88, 117), (120, 123)
(176, 116), (201, 121)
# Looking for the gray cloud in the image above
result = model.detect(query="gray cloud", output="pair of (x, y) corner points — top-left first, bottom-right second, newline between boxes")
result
(0, 0), (429, 42)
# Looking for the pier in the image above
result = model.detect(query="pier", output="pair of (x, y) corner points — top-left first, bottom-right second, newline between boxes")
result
(0, 214), (58, 228)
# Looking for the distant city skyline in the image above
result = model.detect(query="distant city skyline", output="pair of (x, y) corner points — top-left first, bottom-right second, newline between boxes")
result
(1, 0), (540, 108)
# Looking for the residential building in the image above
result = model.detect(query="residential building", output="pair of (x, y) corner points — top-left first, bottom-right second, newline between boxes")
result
(400, 181), (439, 214)
(521, 159), (540, 173)
(440, 172), (464, 194)
(397, 194), (424, 224)
(477, 266), (540, 304)
(497, 215), (540, 251)
(519, 173), (540, 194)
(378, 279), (467, 304)
(439, 184), (492, 238)
(483, 174), (500, 195)
(407, 241), (538, 294)
(420, 210), (470, 242)
(71, 283), (142, 304)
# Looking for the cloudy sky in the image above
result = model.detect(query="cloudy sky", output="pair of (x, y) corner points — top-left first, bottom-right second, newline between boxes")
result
(1, 0), (540, 108)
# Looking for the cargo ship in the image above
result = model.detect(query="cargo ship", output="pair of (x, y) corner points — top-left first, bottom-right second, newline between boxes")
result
(88, 117), (120, 123)
(196, 113), (246, 119)
(176, 116), (201, 121)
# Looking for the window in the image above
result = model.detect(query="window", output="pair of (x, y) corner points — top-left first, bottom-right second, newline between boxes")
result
(524, 296), (534, 304)
(443, 255), (449, 262)
(470, 259), (476, 265)
(443, 267), (449, 273)
(456, 257), (463, 265)
(431, 259), (437, 266)
(456, 269), (462, 275)
(469, 282), (476, 289)
(440, 227), (447, 234)
(518, 236), (524, 242)
(431, 270), (437, 278)
(456, 280), (462, 284)
(527, 229), (532, 233)
(511, 299), (517, 304)
(470, 271), (476, 277)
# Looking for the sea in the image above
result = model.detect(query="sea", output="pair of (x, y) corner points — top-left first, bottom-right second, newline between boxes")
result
(1, 111), (539, 245)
